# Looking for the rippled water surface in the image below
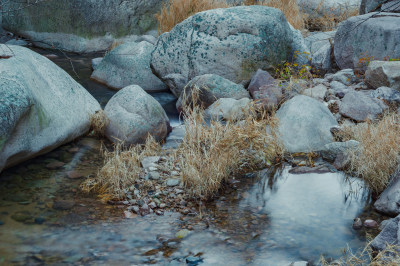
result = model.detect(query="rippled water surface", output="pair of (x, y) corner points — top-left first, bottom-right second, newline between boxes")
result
(0, 48), (380, 265)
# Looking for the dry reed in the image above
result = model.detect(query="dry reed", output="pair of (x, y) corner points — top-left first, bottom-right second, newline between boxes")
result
(89, 110), (109, 137)
(340, 113), (400, 194)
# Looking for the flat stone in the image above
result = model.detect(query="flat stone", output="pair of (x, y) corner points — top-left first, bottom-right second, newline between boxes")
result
(67, 171), (84, 179)
(149, 171), (160, 180)
(141, 156), (160, 169)
(53, 200), (75, 210)
(303, 84), (327, 101)
(166, 178), (180, 187)
(364, 219), (378, 228)
(45, 161), (65, 170)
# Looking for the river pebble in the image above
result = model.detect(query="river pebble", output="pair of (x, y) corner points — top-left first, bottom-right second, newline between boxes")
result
(53, 200), (75, 210)
(364, 219), (378, 228)
(167, 179), (180, 187)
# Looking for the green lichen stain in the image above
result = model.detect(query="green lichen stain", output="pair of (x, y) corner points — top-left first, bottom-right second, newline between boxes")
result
(35, 105), (50, 130)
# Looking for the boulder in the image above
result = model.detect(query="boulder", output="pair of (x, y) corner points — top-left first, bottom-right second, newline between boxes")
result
(104, 85), (170, 145)
(339, 91), (388, 122)
(371, 214), (400, 251)
(91, 41), (167, 92)
(91, 57), (103, 70)
(151, 6), (307, 97)
(317, 140), (359, 161)
(204, 98), (251, 121)
(375, 166), (400, 216)
(331, 69), (357, 86)
(276, 95), (338, 153)
(247, 69), (277, 98)
(1, 0), (162, 53)
(334, 12), (400, 70)
(305, 31), (336, 74)
(0, 44), (100, 172)
(370, 86), (400, 103)
(177, 74), (250, 111)
(365, 61), (400, 90)
(360, 0), (400, 14)
(303, 84), (328, 101)
(305, 31), (336, 55)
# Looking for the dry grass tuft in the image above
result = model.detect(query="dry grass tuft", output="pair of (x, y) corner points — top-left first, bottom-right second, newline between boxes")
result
(89, 110), (109, 137)
(80, 136), (160, 200)
(176, 91), (284, 198)
(258, 0), (305, 30)
(339, 113), (400, 194)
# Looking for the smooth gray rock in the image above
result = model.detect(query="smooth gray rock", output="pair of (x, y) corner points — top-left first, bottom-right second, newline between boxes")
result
(318, 140), (359, 161)
(305, 31), (336, 55)
(371, 214), (400, 251)
(91, 41), (167, 92)
(305, 31), (335, 73)
(205, 98), (251, 121)
(371, 86), (400, 103)
(276, 95), (338, 153)
(303, 84), (328, 101)
(177, 74), (250, 111)
(375, 167), (400, 216)
(5, 39), (28, 46)
(247, 69), (282, 110)
(2, 0), (162, 53)
(334, 12), (400, 70)
(339, 91), (388, 122)
(151, 6), (304, 97)
(166, 178), (180, 187)
(365, 61), (400, 90)
(104, 85), (170, 145)
(0, 44), (100, 173)
(91, 57), (103, 70)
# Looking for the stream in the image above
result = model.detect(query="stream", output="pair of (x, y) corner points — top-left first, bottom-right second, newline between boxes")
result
(0, 48), (384, 265)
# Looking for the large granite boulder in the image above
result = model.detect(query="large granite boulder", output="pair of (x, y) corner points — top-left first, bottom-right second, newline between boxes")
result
(339, 91), (388, 122)
(305, 31), (336, 74)
(151, 6), (307, 97)
(276, 95), (338, 153)
(365, 61), (400, 90)
(360, 0), (400, 14)
(177, 74), (250, 111)
(334, 12), (400, 70)
(1, 0), (162, 53)
(371, 214), (400, 252)
(91, 41), (167, 92)
(104, 85), (170, 145)
(0, 44), (101, 173)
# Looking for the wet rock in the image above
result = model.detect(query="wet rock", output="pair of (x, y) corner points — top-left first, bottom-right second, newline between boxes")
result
(53, 200), (75, 210)
(34, 217), (46, 224)
(333, 152), (351, 170)
(11, 212), (33, 223)
(276, 95), (338, 153)
(371, 214), (400, 252)
(167, 178), (180, 187)
(91, 41), (167, 92)
(91, 57), (103, 70)
(104, 85), (170, 145)
(317, 140), (359, 161)
(374, 166), (400, 216)
(365, 61), (400, 90)
(186, 256), (203, 265)
(204, 98), (251, 121)
(177, 74), (250, 111)
(353, 218), (363, 230)
(151, 6), (302, 97)
(67, 171), (84, 179)
(0, 220), (3, 225)
(303, 84), (327, 101)
(364, 219), (378, 228)
(380, 219), (393, 230)
(45, 161), (65, 170)
(339, 91), (388, 122)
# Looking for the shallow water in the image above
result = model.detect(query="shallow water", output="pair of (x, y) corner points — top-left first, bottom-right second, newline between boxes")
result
(0, 48), (381, 265)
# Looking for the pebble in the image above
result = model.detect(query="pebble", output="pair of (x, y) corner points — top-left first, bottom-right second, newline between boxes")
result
(364, 219), (378, 228)
(148, 202), (157, 209)
(352, 218), (363, 230)
(167, 178), (180, 187)
(149, 171), (160, 180)
(124, 211), (137, 219)
(44, 54), (58, 59)
(160, 203), (166, 209)
(186, 256), (203, 265)
(176, 229), (190, 239)
(34, 217), (46, 224)
(45, 161), (65, 170)
(155, 210), (164, 216)
(53, 200), (75, 210)
(67, 171), (84, 179)
(68, 147), (80, 153)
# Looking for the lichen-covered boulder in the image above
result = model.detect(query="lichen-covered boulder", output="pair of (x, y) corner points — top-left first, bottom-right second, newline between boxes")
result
(334, 12), (400, 69)
(0, 44), (101, 173)
(104, 85), (170, 145)
(365, 61), (400, 90)
(276, 95), (338, 153)
(1, 0), (163, 53)
(91, 41), (167, 92)
(151, 6), (304, 97)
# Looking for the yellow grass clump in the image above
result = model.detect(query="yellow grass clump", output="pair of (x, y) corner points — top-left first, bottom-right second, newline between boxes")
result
(80, 136), (160, 200)
(176, 89), (284, 198)
(89, 110), (109, 137)
(340, 113), (400, 194)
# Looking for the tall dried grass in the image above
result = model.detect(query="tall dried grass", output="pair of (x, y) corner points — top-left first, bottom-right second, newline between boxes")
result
(340, 113), (400, 194)
(89, 110), (109, 137)
(156, 0), (305, 34)
(177, 90), (284, 198)
(80, 136), (160, 200)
